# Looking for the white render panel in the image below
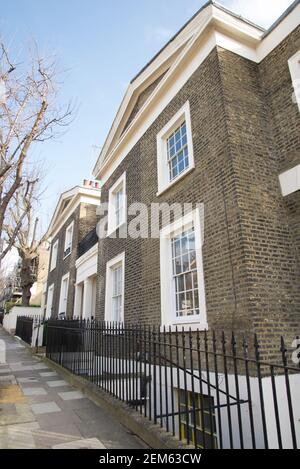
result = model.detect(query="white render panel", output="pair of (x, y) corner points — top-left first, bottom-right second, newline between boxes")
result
(76, 247), (98, 285)
(279, 165), (300, 197)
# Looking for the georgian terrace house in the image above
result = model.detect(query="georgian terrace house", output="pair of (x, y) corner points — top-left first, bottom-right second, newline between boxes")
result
(92, 0), (300, 358)
(45, 181), (101, 320)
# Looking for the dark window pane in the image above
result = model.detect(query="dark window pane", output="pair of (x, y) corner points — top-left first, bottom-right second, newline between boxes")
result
(185, 273), (193, 291)
(182, 254), (189, 272)
(177, 276), (185, 293)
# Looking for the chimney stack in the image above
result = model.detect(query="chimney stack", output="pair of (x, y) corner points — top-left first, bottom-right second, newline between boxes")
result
(82, 180), (101, 190)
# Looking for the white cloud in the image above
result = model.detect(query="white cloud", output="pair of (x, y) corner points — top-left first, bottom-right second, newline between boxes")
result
(222, 0), (295, 28)
(145, 26), (173, 45)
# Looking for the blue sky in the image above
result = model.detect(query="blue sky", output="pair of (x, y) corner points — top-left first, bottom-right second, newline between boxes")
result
(0, 0), (294, 235)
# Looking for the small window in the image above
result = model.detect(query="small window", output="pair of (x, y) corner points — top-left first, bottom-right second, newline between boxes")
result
(107, 173), (127, 235)
(105, 252), (125, 323)
(64, 221), (74, 258)
(289, 50), (300, 112)
(157, 101), (194, 195)
(50, 240), (58, 271)
(178, 390), (218, 449)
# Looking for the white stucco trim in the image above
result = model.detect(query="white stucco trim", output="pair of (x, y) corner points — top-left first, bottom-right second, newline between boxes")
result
(76, 244), (98, 285)
(279, 164), (300, 197)
(289, 49), (300, 113)
(160, 208), (208, 330)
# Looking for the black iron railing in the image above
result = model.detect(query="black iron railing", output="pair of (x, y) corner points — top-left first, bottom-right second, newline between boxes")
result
(15, 316), (34, 345)
(45, 321), (300, 450)
(78, 228), (98, 258)
(15, 315), (46, 347)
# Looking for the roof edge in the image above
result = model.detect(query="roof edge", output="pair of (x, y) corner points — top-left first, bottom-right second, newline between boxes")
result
(130, 0), (265, 84)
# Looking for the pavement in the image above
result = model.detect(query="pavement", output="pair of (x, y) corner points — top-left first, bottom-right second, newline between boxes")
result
(0, 326), (148, 449)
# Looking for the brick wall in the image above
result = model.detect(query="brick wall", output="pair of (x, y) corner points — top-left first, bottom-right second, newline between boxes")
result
(97, 28), (300, 356)
(47, 203), (98, 318)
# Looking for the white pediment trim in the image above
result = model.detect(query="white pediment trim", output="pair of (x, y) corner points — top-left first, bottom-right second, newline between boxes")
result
(46, 186), (101, 241)
(93, 1), (300, 184)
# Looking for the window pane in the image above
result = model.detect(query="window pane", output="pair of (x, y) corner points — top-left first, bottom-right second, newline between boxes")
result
(185, 291), (193, 311)
(185, 273), (193, 291)
(182, 254), (189, 273)
(177, 276), (185, 293)
(174, 257), (182, 275)
(177, 293), (185, 313)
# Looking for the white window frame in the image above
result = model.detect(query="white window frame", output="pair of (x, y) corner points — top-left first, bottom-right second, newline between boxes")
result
(59, 272), (70, 317)
(64, 221), (74, 258)
(156, 101), (195, 196)
(107, 172), (127, 236)
(105, 252), (125, 323)
(289, 50), (300, 113)
(160, 208), (207, 331)
(50, 240), (59, 272)
(46, 284), (54, 319)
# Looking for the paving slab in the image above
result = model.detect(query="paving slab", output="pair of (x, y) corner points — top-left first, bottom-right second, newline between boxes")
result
(23, 388), (48, 397)
(36, 410), (82, 428)
(46, 380), (68, 388)
(53, 437), (106, 450)
(0, 375), (16, 384)
(58, 391), (84, 401)
(18, 377), (40, 384)
(39, 372), (58, 378)
(31, 402), (61, 415)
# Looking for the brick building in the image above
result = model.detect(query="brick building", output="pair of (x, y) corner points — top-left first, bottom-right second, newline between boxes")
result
(92, 0), (300, 356)
(45, 181), (100, 319)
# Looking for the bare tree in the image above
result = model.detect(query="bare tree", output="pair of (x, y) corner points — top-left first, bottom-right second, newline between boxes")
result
(4, 179), (47, 306)
(0, 39), (72, 262)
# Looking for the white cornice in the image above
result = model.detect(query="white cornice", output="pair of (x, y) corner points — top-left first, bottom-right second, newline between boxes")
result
(76, 243), (98, 269)
(93, 2), (300, 184)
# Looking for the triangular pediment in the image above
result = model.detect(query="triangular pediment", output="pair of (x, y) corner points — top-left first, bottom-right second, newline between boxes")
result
(93, 0), (269, 178)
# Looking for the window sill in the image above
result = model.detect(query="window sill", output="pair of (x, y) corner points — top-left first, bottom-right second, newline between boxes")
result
(156, 165), (195, 197)
(63, 252), (71, 260)
(161, 322), (208, 333)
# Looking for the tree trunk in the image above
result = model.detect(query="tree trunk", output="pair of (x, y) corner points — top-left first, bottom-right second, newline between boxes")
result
(22, 282), (32, 306)
(20, 255), (35, 306)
